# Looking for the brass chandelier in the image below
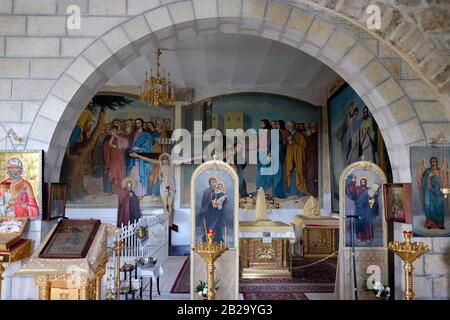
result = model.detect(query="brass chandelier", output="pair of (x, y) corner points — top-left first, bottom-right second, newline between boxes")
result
(139, 49), (175, 107)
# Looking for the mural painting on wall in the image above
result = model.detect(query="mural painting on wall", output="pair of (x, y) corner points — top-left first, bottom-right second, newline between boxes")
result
(328, 83), (392, 213)
(0, 151), (42, 219)
(60, 95), (174, 208)
(410, 146), (449, 237)
(181, 93), (320, 209)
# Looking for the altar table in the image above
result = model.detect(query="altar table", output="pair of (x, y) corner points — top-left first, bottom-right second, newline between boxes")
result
(291, 215), (339, 259)
(239, 220), (295, 279)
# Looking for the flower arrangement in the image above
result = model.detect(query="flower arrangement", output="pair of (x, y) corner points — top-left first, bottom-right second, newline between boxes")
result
(368, 281), (391, 299)
(195, 279), (220, 299)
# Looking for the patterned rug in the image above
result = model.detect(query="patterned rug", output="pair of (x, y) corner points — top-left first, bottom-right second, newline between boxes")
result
(170, 257), (190, 294)
(171, 257), (336, 300)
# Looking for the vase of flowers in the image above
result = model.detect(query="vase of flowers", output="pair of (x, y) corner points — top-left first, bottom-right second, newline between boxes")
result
(195, 279), (220, 300)
(368, 281), (391, 300)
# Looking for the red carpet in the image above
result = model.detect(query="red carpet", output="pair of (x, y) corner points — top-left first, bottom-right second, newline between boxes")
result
(171, 257), (336, 300)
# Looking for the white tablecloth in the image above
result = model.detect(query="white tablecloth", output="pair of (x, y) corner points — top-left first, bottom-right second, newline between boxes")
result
(137, 265), (163, 280)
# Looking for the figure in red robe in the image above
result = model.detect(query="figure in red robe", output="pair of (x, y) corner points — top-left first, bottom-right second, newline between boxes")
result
(104, 124), (128, 195)
(1, 158), (39, 218)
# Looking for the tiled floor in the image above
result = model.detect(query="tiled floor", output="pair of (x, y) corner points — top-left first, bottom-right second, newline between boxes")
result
(108, 256), (334, 300)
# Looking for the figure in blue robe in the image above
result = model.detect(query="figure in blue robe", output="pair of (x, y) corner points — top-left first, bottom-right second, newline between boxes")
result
(126, 119), (154, 197)
(421, 157), (446, 229)
(197, 177), (225, 243)
(345, 174), (380, 244)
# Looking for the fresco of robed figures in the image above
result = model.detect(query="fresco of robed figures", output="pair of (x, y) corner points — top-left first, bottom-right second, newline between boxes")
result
(329, 83), (392, 213)
(343, 168), (384, 247)
(410, 147), (450, 237)
(0, 151), (42, 219)
(182, 93), (320, 209)
(60, 95), (173, 207)
(194, 169), (235, 247)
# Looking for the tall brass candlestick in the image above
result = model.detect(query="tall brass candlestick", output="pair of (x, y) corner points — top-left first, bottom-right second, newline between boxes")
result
(388, 230), (430, 300)
(113, 240), (124, 300)
(193, 229), (227, 300)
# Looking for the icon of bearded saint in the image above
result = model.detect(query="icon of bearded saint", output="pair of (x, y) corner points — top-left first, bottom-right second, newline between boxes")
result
(0, 158), (39, 218)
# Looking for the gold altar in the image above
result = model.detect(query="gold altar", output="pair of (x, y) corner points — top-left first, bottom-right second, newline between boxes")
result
(239, 234), (292, 279)
(16, 222), (113, 300)
(291, 215), (339, 259)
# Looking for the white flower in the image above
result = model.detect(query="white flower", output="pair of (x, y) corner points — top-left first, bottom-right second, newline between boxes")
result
(376, 291), (381, 298)
(198, 291), (203, 297)
(386, 287), (391, 293)
(202, 288), (207, 295)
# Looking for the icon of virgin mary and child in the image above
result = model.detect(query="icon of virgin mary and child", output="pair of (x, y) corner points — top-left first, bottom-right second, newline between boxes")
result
(197, 177), (228, 242)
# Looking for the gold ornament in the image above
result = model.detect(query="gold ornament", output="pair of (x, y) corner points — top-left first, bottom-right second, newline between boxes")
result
(388, 230), (430, 300)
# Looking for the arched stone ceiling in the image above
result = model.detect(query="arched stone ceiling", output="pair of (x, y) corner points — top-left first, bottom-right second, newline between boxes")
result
(105, 33), (338, 105)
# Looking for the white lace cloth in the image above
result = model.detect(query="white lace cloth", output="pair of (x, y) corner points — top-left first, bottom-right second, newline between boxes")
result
(137, 265), (163, 280)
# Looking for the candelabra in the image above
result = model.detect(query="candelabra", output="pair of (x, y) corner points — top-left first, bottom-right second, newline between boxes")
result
(193, 230), (227, 300)
(113, 240), (124, 300)
(388, 230), (430, 300)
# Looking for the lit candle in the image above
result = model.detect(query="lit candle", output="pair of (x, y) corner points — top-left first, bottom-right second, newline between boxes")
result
(207, 229), (215, 235)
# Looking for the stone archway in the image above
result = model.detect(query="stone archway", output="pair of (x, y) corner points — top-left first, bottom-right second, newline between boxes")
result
(22, 0), (448, 184)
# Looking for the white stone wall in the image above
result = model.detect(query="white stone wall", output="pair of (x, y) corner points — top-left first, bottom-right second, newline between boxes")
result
(0, 0), (445, 182)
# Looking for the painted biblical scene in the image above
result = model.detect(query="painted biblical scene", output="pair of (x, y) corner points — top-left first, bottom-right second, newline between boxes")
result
(60, 95), (173, 207)
(329, 84), (392, 212)
(410, 147), (450, 237)
(194, 167), (236, 248)
(343, 168), (384, 247)
(182, 93), (320, 209)
(0, 151), (42, 219)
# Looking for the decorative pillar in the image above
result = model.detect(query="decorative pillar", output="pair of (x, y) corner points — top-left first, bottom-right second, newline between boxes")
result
(79, 285), (89, 300)
(36, 275), (50, 300)
(95, 260), (107, 300)
(38, 286), (50, 300)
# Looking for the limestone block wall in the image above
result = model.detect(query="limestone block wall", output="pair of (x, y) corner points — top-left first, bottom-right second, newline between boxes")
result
(283, 0), (450, 96)
(0, 0), (448, 300)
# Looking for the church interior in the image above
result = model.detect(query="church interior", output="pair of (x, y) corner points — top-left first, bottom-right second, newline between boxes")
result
(0, 0), (449, 302)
